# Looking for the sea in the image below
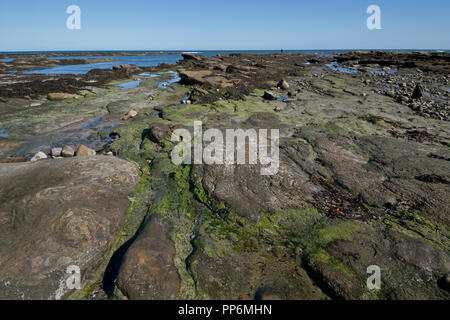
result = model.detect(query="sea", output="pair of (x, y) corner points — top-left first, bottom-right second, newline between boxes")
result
(0, 49), (447, 75)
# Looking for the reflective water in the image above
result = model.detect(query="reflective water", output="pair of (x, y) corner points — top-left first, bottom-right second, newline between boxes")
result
(79, 117), (102, 129)
(20, 55), (183, 75)
(7, 49), (427, 75)
(11, 50), (359, 75)
(369, 67), (397, 75)
(116, 71), (180, 89)
(116, 80), (142, 89)
(157, 71), (181, 91)
(326, 62), (358, 74)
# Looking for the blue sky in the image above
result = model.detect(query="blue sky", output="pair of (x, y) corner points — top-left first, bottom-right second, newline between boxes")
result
(0, 0), (449, 51)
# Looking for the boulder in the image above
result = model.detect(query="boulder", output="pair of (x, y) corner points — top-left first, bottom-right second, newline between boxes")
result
(30, 152), (47, 162)
(148, 123), (171, 144)
(121, 64), (136, 69)
(440, 273), (450, 291)
(179, 70), (213, 85)
(0, 156), (140, 299)
(106, 100), (132, 115)
(255, 287), (285, 300)
(113, 64), (141, 72)
(117, 215), (181, 300)
(76, 145), (96, 157)
(61, 146), (75, 158)
(263, 91), (277, 100)
(51, 148), (62, 158)
(47, 93), (68, 101)
(153, 105), (165, 112)
(214, 64), (228, 72)
(181, 53), (203, 61)
(277, 79), (290, 90)
(412, 83), (424, 100)
(122, 110), (138, 121)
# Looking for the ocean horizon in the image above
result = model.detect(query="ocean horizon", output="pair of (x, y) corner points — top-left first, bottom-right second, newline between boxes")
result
(1, 49), (449, 55)
(3, 49), (449, 75)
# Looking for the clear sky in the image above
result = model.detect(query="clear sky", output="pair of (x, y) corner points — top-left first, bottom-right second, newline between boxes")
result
(0, 0), (449, 51)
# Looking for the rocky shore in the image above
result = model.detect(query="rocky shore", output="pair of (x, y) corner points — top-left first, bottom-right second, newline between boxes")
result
(0, 51), (448, 300)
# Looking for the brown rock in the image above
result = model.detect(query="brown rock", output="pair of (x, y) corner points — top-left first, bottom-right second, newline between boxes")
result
(61, 145), (75, 158)
(226, 65), (257, 73)
(51, 147), (62, 157)
(153, 105), (165, 112)
(0, 157), (27, 163)
(179, 70), (213, 85)
(214, 64), (229, 72)
(255, 287), (284, 300)
(203, 75), (234, 87)
(47, 93), (68, 101)
(117, 215), (181, 300)
(122, 109), (138, 121)
(76, 145), (96, 157)
(148, 123), (171, 144)
(181, 53), (203, 61)
(0, 156), (140, 299)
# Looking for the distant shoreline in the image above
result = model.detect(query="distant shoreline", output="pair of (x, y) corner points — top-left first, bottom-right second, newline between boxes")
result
(0, 49), (449, 58)
(0, 51), (180, 59)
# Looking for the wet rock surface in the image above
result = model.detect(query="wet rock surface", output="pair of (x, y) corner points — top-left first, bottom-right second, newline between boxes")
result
(0, 156), (140, 299)
(117, 215), (181, 300)
(0, 51), (449, 300)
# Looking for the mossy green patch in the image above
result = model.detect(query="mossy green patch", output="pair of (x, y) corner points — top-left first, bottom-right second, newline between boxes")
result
(150, 83), (188, 105)
(300, 220), (363, 281)
(144, 158), (204, 299)
(73, 280), (98, 300)
(314, 220), (361, 246)
(218, 96), (279, 117)
(257, 208), (324, 246)
(114, 175), (151, 250)
(196, 207), (325, 258)
(193, 177), (210, 204)
(110, 120), (150, 166)
(381, 210), (449, 251)
(253, 88), (265, 95)
(307, 247), (355, 277)
(359, 288), (387, 300)
(161, 104), (213, 125)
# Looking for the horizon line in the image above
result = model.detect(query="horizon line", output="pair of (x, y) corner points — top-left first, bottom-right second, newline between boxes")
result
(1, 48), (449, 53)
